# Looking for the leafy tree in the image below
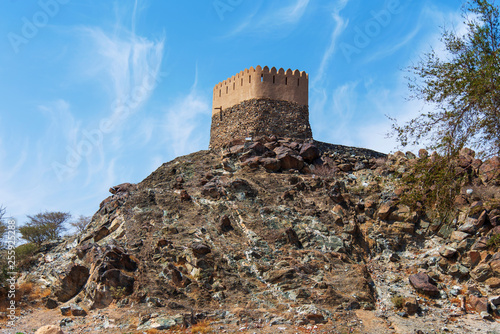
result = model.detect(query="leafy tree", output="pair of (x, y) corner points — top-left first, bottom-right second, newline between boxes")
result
(70, 215), (91, 234)
(392, 0), (500, 158)
(19, 211), (71, 245)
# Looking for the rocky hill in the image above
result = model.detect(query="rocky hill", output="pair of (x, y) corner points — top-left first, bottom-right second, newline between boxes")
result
(2, 136), (500, 334)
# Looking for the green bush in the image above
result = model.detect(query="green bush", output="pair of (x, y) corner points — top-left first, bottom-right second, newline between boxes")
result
(487, 234), (500, 250)
(392, 295), (405, 309)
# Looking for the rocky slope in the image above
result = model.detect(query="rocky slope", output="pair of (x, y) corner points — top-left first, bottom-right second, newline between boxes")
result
(2, 136), (500, 334)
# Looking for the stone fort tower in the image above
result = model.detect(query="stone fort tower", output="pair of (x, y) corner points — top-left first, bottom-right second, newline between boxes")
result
(209, 66), (312, 149)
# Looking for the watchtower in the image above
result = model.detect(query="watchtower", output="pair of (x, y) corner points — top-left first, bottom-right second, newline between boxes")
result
(209, 66), (312, 149)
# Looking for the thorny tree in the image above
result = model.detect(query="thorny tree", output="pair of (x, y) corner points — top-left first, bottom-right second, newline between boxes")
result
(392, 0), (500, 158)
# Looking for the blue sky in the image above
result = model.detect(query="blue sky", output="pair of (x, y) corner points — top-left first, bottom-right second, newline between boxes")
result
(0, 0), (466, 226)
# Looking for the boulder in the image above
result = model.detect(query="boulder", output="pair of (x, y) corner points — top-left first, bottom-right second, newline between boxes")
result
(470, 263), (493, 282)
(260, 157), (281, 172)
(409, 273), (439, 297)
(109, 183), (136, 195)
(439, 246), (457, 258)
(469, 295), (488, 313)
(218, 215), (233, 233)
(276, 149), (304, 170)
(299, 143), (320, 162)
(418, 149), (429, 159)
(191, 243), (211, 257)
(479, 156), (500, 183)
(70, 304), (87, 317)
(34, 326), (64, 334)
(450, 231), (470, 243)
(471, 237), (489, 250)
(377, 203), (395, 220)
(490, 252), (500, 276)
(53, 265), (90, 302)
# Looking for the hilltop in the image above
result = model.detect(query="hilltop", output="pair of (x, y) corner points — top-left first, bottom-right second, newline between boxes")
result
(2, 136), (500, 333)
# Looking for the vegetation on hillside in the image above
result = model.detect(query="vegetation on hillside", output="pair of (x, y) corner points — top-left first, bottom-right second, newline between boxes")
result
(392, 0), (500, 158)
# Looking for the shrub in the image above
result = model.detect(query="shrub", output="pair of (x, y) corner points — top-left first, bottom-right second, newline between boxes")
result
(487, 234), (500, 250)
(392, 295), (405, 309)
(397, 154), (463, 224)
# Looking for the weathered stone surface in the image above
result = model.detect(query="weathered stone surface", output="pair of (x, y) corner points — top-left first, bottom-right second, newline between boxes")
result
(137, 314), (185, 331)
(490, 252), (500, 276)
(469, 295), (488, 313)
(70, 304), (87, 317)
(418, 149), (429, 158)
(404, 297), (419, 315)
(450, 231), (469, 243)
(485, 277), (500, 289)
(479, 156), (500, 183)
(472, 237), (489, 250)
(34, 325), (64, 334)
(109, 183), (136, 195)
(470, 263), (493, 282)
(299, 143), (320, 162)
(439, 246), (457, 258)
(53, 265), (90, 302)
(191, 243), (211, 257)
(409, 273), (439, 296)
(275, 148), (304, 170)
(260, 157), (281, 172)
(378, 203), (395, 220)
(210, 99), (312, 149)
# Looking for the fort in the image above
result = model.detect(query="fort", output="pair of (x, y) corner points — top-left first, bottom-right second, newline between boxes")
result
(209, 66), (312, 149)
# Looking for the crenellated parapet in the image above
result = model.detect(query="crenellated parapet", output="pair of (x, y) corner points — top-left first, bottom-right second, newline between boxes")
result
(212, 66), (308, 115)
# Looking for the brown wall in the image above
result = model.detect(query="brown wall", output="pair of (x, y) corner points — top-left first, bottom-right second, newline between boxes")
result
(209, 99), (312, 149)
(212, 66), (308, 115)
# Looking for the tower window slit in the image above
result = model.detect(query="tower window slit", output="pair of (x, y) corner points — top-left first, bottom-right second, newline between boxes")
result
(261, 74), (264, 82)
(273, 75), (275, 84)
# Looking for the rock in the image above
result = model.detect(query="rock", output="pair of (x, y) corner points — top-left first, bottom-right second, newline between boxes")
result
(448, 264), (469, 278)
(418, 149), (429, 159)
(470, 263), (493, 282)
(276, 150), (304, 170)
(60, 306), (71, 316)
(34, 325), (64, 334)
(469, 295), (488, 313)
(377, 203), (395, 220)
(45, 298), (58, 309)
(404, 297), (419, 315)
(109, 183), (135, 194)
(137, 314), (185, 331)
(485, 277), (500, 289)
(471, 237), (489, 250)
(191, 243), (211, 257)
(479, 156), (500, 183)
(70, 304), (87, 317)
(338, 163), (353, 172)
(260, 157), (281, 172)
(285, 227), (303, 249)
(389, 253), (400, 262)
(180, 189), (191, 201)
(100, 269), (135, 296)
(481, 311), (493, 320)
(490, 295), (500, 306)
(202, 181), (225, 199)
(450, 231), (469, 243)
(218, 215), (233, 233)
(409, 273), (439, 297)
(299, 143), (320, 162)
(439, 246), (457, 258)
(490, 252), (500, 276)
(53, 265), (90, 302)
(461, 250), (481, 269)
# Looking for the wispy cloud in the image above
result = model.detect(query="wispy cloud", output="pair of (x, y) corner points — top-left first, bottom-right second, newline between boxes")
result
(162, 87), (211, 157)
(313, 0), (350, 87)
(226, 0), (311, 37)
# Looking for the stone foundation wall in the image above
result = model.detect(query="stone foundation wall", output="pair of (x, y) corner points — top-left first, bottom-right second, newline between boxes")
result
(209, 99), (312, 149)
